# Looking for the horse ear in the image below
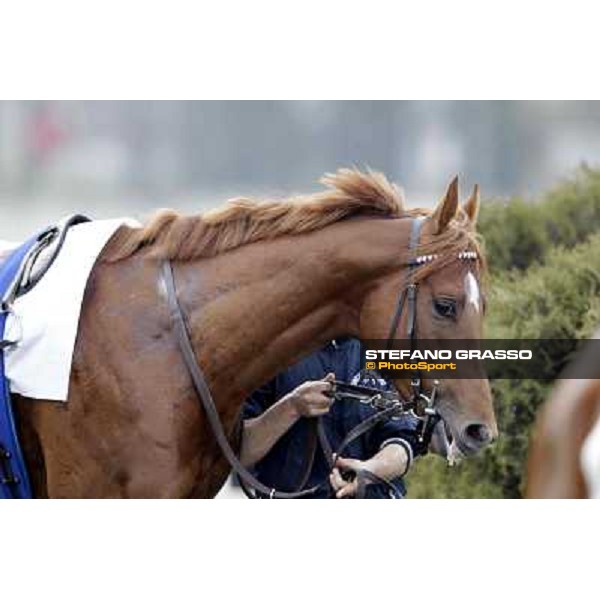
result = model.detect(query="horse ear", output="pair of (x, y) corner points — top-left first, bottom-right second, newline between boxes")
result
(463, 184), (480, 225)
(431, 176), (459, 234)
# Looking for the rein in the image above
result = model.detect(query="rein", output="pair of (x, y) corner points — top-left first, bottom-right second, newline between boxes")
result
(160, 216), (449, 499)
(162, 260), (320, 499)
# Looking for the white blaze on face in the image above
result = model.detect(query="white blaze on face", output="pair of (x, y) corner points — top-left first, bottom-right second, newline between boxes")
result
(464, 271), (480, 313)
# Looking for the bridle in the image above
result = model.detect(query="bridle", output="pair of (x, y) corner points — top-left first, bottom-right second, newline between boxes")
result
(384, 216), (440, 447)
(160, 216), (477, 498)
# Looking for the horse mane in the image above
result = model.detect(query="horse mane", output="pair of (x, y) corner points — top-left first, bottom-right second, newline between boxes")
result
(105, 168), (404, 261)
(105, 167), (484, 271)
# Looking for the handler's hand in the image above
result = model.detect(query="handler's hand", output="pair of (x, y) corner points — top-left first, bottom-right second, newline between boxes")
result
(330, 456), (366, 499)
(287, 373), (335, 418)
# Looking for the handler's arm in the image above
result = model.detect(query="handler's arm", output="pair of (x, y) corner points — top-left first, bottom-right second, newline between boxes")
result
(364, 442), (410, 480)
(240, 397), (301, 467)
(331, 443), (410, 498)
(240, 375), (335, 467)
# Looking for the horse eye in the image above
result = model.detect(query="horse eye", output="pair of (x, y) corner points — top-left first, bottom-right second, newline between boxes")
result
(433, 298), (457, 319)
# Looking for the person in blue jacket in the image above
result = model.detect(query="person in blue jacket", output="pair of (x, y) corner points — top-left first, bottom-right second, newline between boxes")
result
(240, 338), (425, 498)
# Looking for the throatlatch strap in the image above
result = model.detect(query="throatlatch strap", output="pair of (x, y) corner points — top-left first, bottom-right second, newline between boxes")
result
(385, 289), (406, 351)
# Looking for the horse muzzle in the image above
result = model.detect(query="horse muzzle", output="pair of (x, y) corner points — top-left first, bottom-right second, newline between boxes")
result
(431, 412), (497, 462)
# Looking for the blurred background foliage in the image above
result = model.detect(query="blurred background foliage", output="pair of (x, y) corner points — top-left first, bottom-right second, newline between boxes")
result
(479, 165), (600, 272)
(408, 168), (600, 498)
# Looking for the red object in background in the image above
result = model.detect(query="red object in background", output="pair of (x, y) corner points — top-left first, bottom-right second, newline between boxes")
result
(29, 108), (66, 162)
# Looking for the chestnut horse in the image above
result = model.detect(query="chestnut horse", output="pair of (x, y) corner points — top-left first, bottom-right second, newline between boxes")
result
(13, 168), (497, 498)
(527, 330), (600, 498)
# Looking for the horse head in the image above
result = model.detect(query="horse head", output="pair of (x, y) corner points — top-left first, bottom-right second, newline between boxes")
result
(359, 177), (497, 460)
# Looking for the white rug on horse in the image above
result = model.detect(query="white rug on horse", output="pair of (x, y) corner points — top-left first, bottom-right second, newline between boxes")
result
(3, 218), (138, 401)
(581, 413), (600, 499)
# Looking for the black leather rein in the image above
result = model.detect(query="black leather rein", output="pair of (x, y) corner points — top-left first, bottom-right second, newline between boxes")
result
(161, 260), (321, 498)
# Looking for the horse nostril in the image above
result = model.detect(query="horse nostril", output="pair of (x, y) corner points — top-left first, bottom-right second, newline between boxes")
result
(464, 423), (494, 446)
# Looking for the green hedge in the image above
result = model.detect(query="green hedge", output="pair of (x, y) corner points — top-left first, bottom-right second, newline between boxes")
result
(408, 233), (600, 498)
(479, 166), (600, 271)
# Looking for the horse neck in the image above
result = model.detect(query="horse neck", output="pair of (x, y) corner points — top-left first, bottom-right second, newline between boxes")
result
(175, 217), (411, 403)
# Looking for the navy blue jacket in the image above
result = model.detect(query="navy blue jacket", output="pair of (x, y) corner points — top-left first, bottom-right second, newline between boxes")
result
(244, 338), (421, 498)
